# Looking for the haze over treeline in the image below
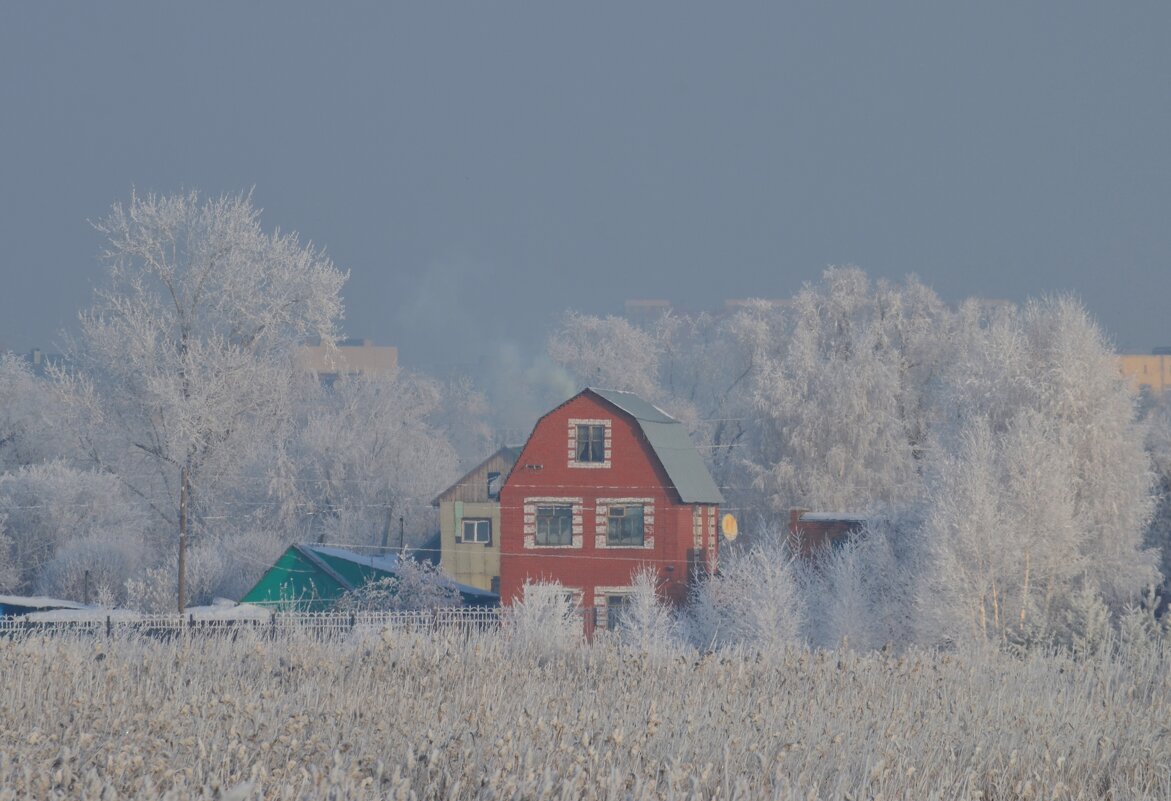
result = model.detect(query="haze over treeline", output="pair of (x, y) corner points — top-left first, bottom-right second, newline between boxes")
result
(1, 191), (1170, 654)
(2, 4), (1170, 371)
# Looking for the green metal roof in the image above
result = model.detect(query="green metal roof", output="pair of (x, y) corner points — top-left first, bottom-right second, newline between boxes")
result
(239, 545), (359, 611)
(587, 388), (724, 505)
(239, 544), (498, 610)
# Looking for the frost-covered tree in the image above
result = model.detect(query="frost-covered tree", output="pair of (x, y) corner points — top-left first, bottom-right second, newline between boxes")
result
(611, 567), (679, 654)
(60, 191), (346, 609)
(290, 370), (458, 549)
(1141, 397), (1171, 603)
(0, 354), (74, 470)
(744, 268), (951, 516)
(547, 312), (663, 400)
(0, 462), (145, 597)
(549, 273), (1158, 650)
(799, 520), (921, 651)
(685, 533), (803, 650)
(919, 296), (1158, 646)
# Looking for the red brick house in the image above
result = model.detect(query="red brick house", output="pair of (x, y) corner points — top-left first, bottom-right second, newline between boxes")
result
(499, 388), (723, 628)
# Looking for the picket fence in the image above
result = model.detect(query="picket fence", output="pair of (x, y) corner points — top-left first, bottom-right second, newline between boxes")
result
(0, 607), (505, 639)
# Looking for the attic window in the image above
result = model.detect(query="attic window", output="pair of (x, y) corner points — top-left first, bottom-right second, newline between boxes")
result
(487, 471), (502, 500)
(577, 424), (604, 462)
(568, 418), (611, 468)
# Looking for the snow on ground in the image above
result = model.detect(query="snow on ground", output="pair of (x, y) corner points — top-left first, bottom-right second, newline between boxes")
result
(24, 607), (144, 623)
(185, 599), (271, 621)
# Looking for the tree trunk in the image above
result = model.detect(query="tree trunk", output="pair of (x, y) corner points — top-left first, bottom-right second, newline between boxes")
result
(177, 464), (188, 613)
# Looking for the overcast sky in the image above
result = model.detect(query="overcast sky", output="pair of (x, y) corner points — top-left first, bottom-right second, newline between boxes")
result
(2, 2), (1169, 374)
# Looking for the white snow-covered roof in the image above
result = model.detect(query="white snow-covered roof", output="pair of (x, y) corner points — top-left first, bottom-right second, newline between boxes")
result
(305, 544), (402, 573)
(0, 594), (85, 611)
(798, 512), (870, 523)
(24, 607), (144, 623)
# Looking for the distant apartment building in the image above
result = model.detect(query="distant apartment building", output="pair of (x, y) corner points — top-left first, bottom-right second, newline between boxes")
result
(295, 339), (398, 383)
(1118, 350), (1171, 395)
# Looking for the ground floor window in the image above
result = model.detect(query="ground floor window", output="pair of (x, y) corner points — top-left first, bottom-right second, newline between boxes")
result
(606, 593), (631, 630)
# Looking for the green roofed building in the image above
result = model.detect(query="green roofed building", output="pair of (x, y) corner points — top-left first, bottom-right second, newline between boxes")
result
(240, 544), (498, 611)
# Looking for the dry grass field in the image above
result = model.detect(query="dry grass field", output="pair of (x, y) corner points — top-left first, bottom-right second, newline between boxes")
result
(0, 627), (1168, 800)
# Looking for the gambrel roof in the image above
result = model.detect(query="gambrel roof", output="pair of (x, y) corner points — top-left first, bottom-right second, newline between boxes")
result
(587, 388), (724, 505)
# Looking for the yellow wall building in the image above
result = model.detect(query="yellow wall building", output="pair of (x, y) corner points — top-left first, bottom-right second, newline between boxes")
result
(432, 446), (522, 593)
(1118, 354), (1171, 395)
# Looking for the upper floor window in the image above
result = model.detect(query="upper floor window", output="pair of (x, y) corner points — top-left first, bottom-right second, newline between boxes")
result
(577, 424), (605, 462)
(568, 418), (611, 468)
(460, 518), (491, 544)
(607, 504), (645, 547)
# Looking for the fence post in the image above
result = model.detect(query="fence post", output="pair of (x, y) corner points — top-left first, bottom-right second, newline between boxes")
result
(106, 615), (112, 639)
(349, 611), (356, 634)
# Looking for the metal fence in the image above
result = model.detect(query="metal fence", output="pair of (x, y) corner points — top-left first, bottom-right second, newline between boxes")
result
(0, 607), (505, 639)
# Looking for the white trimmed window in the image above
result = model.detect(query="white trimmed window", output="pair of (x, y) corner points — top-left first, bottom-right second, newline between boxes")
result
(568, 418), (612, 468)
(523, 498), (584, 549)
(594, 586), (635, 630)
(594, 498), (654, 549)
(607, 505), (644, 547)
(459, 518), (491, 544)
(605, 593), (631, 630)
(536, 505), (573, 546)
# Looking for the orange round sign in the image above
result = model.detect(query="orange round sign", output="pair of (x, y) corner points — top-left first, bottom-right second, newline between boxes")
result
(721, 513), (738, 540)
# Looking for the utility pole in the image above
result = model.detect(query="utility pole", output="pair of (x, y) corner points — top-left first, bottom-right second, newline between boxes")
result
(177, 464), (188, 613)
(380, 509), (392, 555)
(399, 516), (405, 555)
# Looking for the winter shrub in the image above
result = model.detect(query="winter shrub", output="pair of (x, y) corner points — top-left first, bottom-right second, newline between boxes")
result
(194, 530), (288, 604)
(123, 565), (176, 614)
(335, 558), (461, 612)
(35, 531), (143, 606)
(504, 579), (583, 655)
(684, 532), (803, 650)
(608, 567), (681, 655)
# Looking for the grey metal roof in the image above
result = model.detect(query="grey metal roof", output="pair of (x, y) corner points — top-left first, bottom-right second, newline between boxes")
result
(589, 388), (677, 424)
(587, 388), (724, 504)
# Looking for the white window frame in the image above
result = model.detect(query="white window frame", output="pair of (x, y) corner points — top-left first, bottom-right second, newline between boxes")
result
(593, 585), (637, 630)
(568, 418), (612, 468)
(523, 497), (584, 549)
(595, 498), (655, 549)
(459, 517), (492, 545)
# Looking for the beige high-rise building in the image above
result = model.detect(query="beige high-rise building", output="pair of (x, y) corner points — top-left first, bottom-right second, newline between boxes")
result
(1118, 352), (1171, 395)
(295, 339), (397, 382)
